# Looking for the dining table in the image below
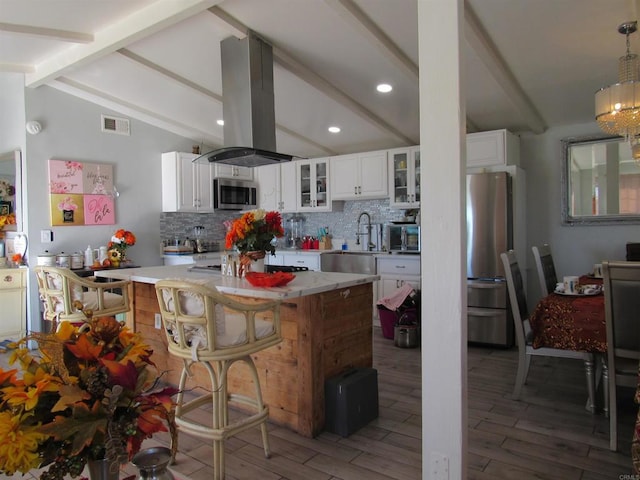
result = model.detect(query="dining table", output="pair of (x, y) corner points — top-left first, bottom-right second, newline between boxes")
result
(529, 275), (606, 353)
(528, 274), (606, 415)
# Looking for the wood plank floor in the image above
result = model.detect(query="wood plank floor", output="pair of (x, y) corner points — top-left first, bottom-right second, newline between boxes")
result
(0, 328), (635, 479)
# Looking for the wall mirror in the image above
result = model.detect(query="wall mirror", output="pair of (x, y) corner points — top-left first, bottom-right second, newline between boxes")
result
(561, 135), (640, 225)
(0, 150), (22, 232)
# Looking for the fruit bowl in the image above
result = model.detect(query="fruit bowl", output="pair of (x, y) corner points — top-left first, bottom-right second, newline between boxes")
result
(245, 271), (295, 287)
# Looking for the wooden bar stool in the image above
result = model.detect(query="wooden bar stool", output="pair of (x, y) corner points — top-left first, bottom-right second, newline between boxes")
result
(154, 279), (282, 480)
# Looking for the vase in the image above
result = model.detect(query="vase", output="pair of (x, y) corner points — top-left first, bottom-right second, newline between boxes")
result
(87, 458), (120, 480)
(110, 258), (120, 268)
(239, 251), (266, 276)
(132, 446), (175, 480)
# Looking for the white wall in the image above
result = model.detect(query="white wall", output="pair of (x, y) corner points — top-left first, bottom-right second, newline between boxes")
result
(23, 85), (196, 330)
(521, 122), (640, 305)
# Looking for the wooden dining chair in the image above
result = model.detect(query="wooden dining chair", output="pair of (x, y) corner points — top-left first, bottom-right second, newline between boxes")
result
(532, 243), (558, 296)
(602, 260), (640, 451)
(500, 250), (596, 404)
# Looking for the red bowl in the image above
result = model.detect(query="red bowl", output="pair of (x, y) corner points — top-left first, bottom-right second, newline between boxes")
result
(245, 272), (296, 287)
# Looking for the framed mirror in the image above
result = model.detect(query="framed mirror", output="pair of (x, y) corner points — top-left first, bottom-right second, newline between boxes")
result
(561, 134), (640, 225)
(0, 150), (22, 232)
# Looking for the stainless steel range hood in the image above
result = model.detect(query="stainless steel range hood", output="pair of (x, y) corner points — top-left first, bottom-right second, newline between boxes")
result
(195, 31), (295, 167)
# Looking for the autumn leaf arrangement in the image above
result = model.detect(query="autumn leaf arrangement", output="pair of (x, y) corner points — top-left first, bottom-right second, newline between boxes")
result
(0, 311), (177, 480)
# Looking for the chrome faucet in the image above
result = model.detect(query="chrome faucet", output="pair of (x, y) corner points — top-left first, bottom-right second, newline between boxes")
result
(356, 212), (375, 251)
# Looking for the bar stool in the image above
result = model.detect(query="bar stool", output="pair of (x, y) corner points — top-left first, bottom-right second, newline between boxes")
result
(35, 266), (130, 327)
(154, 279), (282, 480)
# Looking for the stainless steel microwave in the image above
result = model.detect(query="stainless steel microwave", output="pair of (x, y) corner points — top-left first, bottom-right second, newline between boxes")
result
(213, 178), (258, 210)
(386, 224), (420, 253)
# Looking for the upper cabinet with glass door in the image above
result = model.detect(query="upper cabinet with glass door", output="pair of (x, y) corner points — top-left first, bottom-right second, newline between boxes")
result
(297, 158), (331, 212)
(388, 147), (420, 208)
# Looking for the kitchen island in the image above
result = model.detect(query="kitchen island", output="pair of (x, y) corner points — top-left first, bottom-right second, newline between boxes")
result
(95, 265), (378, 437)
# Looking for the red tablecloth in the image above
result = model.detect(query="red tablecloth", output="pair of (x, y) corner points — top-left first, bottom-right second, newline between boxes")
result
(528, 275), (606, 353)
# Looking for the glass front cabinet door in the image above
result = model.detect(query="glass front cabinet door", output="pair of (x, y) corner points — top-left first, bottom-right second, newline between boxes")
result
(389, 147), (420, 208)
(297, 158), (330, 211)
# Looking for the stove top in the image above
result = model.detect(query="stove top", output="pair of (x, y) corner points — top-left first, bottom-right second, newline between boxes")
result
(189, 264), (309, 274)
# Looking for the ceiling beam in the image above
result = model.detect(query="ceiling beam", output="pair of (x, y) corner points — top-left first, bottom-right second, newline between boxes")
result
(464, 1), (546, 134)
(116, 48), (335, 155)
(25, 0), (224, 88)
(0, 22), (93, 43)
(117, 48), (222, 102)
(324, 0), (418, 81)
(207, 7), (417, 145)
(0, 63), (35, 73)
(50, 76), (223, 146)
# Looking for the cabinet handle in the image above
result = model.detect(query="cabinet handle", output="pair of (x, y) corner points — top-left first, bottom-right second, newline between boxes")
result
(354, 186), (357, 195)
(358, 186), (362, 194)
(395, 265), (406, 269)
(4, 275), (12, 283)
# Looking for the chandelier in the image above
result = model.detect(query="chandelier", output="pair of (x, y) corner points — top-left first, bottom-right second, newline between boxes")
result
(595, 21), (640, 160)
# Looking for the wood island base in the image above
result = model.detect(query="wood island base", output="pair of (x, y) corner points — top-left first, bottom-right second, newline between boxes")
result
(133, 281), (374, 438)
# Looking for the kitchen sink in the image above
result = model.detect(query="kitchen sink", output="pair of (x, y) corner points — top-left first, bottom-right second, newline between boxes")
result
(320, 251), (377, 274)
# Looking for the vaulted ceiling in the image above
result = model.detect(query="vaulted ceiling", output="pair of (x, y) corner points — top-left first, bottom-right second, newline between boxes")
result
(1, 0), (639, 158)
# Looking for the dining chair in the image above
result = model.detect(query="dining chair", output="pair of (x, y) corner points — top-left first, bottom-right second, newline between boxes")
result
(500, 250), (596, 404)
(34, 266), (130, 327)
(154, 279), (282, 480)
(532, 243), (558, 296)
(602, 260), (640, 451)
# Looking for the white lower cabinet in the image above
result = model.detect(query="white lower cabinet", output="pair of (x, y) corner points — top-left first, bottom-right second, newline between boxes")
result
(376, 256), (421, 325)
(162, 253), (221, 266)
(0, 268), (26, 338)
(267, 252), (321, 271)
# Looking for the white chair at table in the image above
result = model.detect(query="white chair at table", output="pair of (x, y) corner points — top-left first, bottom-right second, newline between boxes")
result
(34, 266), (130, 326)
(154, 279), (282, 480)
(500, 250), (597, 409)
(532, 243), (558, 296)
(602, 260), (640, 451)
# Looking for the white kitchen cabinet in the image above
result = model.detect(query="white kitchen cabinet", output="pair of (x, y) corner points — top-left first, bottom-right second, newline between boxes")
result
(297, 158), (331, 212)
(0, 268), (26, 339)
(376, 255), (421, 307)
(466, 129), (520, 168)
(255, 162), (297, 212)
(162, 152), (214, 213)
(331, 150), (388, 200)
(213, 164), (254, 181)
(388, 147), (421, 208)
(267, 251), (321, 271)
(162, 252), (221, 266)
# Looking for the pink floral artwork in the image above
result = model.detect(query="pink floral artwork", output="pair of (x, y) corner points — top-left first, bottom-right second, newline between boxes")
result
(50, 193), (84, 226)
(83, 195), (115, 225)
(48, 159), (116, 226)
(48, 160), (83, 193)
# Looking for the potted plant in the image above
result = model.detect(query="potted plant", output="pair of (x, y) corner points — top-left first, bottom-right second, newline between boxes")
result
(0, 309), (177, 480)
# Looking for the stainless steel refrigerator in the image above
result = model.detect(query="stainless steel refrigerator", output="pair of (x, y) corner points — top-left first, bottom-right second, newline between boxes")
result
(466, 171), (514, 347)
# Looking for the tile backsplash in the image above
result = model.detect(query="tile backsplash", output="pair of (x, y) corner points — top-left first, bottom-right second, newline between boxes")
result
(159, 199), (413, 250)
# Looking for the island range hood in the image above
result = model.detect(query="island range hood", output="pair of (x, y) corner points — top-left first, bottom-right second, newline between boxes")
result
(195, 31), (296, 167)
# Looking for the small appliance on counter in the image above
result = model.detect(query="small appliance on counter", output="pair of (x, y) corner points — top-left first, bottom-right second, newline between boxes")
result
(386, 223), (420, 253)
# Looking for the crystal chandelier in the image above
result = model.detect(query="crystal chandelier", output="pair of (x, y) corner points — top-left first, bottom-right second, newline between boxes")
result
(595, 21), (640, 160)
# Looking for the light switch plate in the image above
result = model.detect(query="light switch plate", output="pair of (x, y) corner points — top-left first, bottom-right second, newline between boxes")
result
(154, 313), (162, 329)
(40, 230), (53, 243)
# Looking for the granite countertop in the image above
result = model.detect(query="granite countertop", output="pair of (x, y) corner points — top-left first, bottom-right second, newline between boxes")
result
(94, 265), (379, 300)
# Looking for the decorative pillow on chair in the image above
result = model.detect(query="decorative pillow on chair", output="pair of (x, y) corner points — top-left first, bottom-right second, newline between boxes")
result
(46, 272), (84, 312)
(162, 278), (225, 335)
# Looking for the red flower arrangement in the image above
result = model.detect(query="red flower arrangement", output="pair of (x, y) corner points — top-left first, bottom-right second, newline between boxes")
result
(224, 209), (284, 257)
(0, 314), (177, 479)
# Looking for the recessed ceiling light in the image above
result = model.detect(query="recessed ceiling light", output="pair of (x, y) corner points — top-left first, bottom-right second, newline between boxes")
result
(376, 83), (393, 93)
(328, 126), (341, 133)
(217, 119), (224, 126)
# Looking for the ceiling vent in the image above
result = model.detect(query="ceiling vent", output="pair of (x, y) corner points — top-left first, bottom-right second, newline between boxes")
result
(101, 114), (130, 136)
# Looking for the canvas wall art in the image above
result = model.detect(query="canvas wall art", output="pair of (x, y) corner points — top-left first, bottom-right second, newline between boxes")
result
(48, 159), (115, 226)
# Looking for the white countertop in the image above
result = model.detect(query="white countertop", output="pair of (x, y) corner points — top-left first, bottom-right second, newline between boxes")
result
(94, 265), (379, 300)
